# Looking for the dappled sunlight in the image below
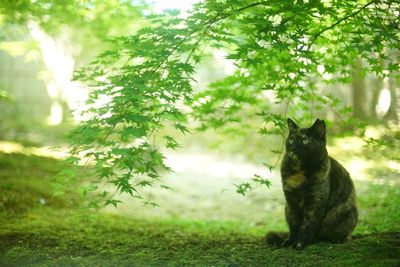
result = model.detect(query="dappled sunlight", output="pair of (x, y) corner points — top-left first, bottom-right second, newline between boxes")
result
(0, 141), (68, 159)
(152, 0), (200, 16)
(387, 161), (400, 172)
(27, 21), (88, 125)
(102, 150), (283, 224)
(346, 158), (372, 181)
(47, 102), (63, 125)
(329, 136), (371, 181)
(377, 88), (391, 115)
(0, 141), (25, 154)
(330, 136), (365, 153)
(99, 130), (398, 222)
(328, 128), (400, 184)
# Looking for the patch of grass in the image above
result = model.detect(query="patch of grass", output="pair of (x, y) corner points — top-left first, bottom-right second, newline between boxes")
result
(1, 210), (399, 267)
(1, 211), (399, 266)
(356, 184), (400, 234)
(0, 153), (80, 215)
(0, 152), (399, 266)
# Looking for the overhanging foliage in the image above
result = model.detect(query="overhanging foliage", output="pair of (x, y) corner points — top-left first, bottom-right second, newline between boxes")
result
(68, 0), (399, 207)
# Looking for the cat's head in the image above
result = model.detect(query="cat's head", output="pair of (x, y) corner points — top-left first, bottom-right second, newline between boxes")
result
(285, 118), (327, 159)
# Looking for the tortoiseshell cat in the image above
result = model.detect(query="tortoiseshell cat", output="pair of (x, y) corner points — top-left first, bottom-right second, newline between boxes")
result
(267, 118), (358, 249)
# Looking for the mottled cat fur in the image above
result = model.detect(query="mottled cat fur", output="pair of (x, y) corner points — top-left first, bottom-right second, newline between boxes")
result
(266, 118), (358, 249)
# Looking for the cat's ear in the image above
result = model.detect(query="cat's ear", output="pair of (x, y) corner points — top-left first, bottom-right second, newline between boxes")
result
(287, 118), (299, 132)
(310, 119), (326, 140)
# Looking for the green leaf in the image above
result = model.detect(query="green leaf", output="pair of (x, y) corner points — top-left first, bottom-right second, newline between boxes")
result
(175, 124), (190, 134)
(122, 127), (147, 138)
(105, 199), (122, 208)
(136, 180), (153, 187)
(144, 201), (159, 207)
(164, 135), (180, 150)
(252, 174), (272, 188)
(234, 182), (252, 196)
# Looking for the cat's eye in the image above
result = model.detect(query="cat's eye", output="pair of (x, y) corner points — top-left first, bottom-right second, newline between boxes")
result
(288, 138), (294, 144)
(302, 138), (309, 144)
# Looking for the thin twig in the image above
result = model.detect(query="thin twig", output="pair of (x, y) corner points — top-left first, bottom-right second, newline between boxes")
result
(308, 0), (378, 49)
(271, 97), (292, 169)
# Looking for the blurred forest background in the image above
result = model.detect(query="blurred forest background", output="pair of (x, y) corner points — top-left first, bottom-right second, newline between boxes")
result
(0, 0), (399, 266)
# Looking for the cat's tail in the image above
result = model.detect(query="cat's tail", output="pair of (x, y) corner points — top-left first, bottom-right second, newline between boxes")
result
(265, 232), (289, 247)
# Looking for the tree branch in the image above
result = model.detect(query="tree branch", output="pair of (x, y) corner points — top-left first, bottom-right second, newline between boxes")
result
(217, 1), (268, 21)
(308, 0), (378, 48)
(151, 1), (269, 77)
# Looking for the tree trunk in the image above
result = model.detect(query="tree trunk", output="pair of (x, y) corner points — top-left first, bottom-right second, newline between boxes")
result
(28, 21), (76, 125)
(383, 76), (399, 123)
(369, 75), (383, 120)
(351, 59), (367, 119)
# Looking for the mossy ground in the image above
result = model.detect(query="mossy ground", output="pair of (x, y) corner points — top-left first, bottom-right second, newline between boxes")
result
(0, 152), (399, 266)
